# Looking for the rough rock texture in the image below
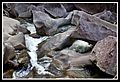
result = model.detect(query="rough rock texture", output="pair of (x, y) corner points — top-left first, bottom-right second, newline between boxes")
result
(4, 3), (34, 18)
(44, 3), (67, 18)
(17, 49), (30, 65)
(15, 25), (30, 34)
(62, 3), (76, 12)
(3, 69), (14, 78)
(37, 28), (76, 58)
(94, 10), (117, 24)
(3, 3), (18, 18)
(74, 3), (117, 14)
(6, 32), (26, 50)
(3, 33), (11, 42)
(66, 68), (91, 78)
(32, 10), (73, 35)
(14, 3), (33, 18)
(3, 42), (16, 65)
(71, 10), (117, 41)
(90, 36), (117, 76)
(3, 16), (20, 35)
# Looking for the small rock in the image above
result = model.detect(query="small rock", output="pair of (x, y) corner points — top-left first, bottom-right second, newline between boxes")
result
(69, 40), (92, 53)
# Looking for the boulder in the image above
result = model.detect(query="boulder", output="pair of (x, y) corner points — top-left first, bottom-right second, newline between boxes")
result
(90, 36), (117, 76)
(3, 33), (11, 42)
(37, 28), (76, 58)
(3, 16), (20, 35)
(44, 3), (67, 18)
(3, 3), (18, 18)
(15, 24), (30, 34)
(3, 69), (14, 78)
(71, 10), (117, 41)
(32, 10), (73, 35)
(74, 3), (117, 14)
(62, 3), (76, 12)
(66, 68), (91, 78)
(94, 10), (117, 24)
(14, 3), (33, 18)
(69, 40), (92, 53)
(6, 32), (26, 50)
(17, 49), (30, 66)
(3, 42), (16, 65)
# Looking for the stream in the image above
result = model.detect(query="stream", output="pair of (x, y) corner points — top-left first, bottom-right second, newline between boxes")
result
(12, 23), (54, 78)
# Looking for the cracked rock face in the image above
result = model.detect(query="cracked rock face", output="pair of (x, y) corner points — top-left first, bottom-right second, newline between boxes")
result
(90, 36), (117, 76)
(71, 10), (116, 42)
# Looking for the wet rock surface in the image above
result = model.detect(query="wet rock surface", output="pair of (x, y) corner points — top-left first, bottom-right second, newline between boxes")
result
(3, 3), (117, 79)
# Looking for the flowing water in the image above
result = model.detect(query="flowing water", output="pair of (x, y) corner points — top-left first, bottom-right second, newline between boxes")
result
(12, 23), (54, 78)
(12, 22), (113, 79)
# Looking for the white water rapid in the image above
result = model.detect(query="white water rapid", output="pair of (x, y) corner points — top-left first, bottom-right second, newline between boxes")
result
(13, 23), (54, 78)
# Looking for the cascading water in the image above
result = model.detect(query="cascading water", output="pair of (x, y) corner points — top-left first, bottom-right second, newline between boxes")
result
(13, 23), (54, 78)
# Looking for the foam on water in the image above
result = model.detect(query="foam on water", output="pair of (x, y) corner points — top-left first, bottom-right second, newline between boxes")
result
(12, 23), (54, 78)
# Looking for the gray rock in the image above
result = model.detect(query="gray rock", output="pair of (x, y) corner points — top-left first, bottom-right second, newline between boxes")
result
(71, 10), (117, 41)
(3, 16), (20, 35)
(94, 10), (117, 24)
(6, 32), (26, 50)
(74, 3), (116, 14)
(15, 24), (30, 34)
(37, 28), (76, 58)
(62, 3), (76, 12)
(3, 42), (16, 65)
(90, 36), (117, 76)
(44, 3), (67, 18)
(32, 10), (73, 35)
(14, 3), (34, 18)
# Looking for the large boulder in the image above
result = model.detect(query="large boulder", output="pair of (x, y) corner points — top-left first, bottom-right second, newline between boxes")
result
(14, 3), (33, 18)
(3, 16), (20, 35)
(4, 3), (34, 18)
(3, 3), (18, 18)
(37, 28), (76, 58)
(90, 36), (117, 76)
(94, 10), (117, 24)
(32, 10), (73, 36)
(6, 32), (26, 50)
(44, 3), (67, 18)
(71, 10), (117, 41)
(74, 3), (117, 14)
(62, 3), (76, 12)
